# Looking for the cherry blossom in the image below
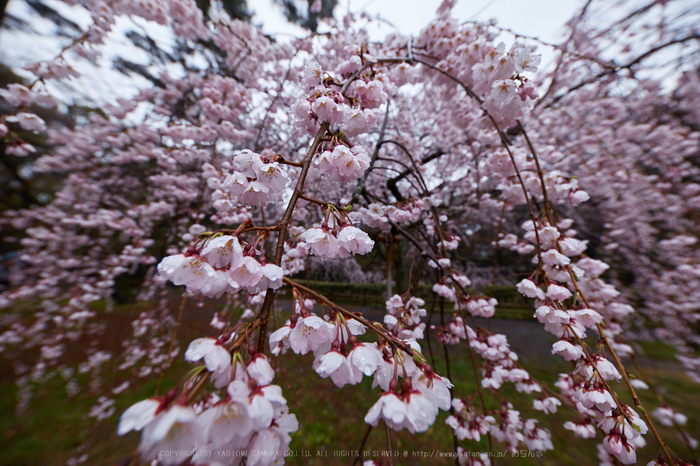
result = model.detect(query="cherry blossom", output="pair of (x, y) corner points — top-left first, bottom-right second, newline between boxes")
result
(0, 0), (697, 464)
(139, 404), (198, 464)
(117, 398), (161, 435)
(533, 397), (561, 414)
(336, 226), (375, 255)
(185, 337), (232, 388)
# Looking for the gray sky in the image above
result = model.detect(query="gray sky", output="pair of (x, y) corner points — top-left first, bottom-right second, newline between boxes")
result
(254, 0), (580, 52)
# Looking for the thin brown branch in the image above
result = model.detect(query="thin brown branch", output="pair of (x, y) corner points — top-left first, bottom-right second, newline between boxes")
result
(155, 294), (188, 396)
(514, 119), (677, 466)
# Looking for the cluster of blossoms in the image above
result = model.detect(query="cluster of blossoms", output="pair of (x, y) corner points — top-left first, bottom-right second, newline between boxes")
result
(269, 292), (452, 434)
(432, 271), (496, 320)
(223, 150), (289, 207)
(269, 295), (377, 386)
(414, 16), (542, 126)
(0, 84), (55, 156)
(555, 366), (652, 465)
(315, 144), (371, 182)
(279, 226), (310, 275)
(446, 399), (495, 442)
(358, 198), (436, 232)
(119, 343), (296, 466)
(383, 294), (427, 340)
(364, 366), (452, 434)
(438, 308), (560, 456)
(299, 209), (375, 260)
(358, 203), (390, 229)
(448, 400), (554, 455)
(158, 234), (284, 298)
(295, 57), (387, 137)
(444, 316), (533, 393)
(511, 216), (663, 464)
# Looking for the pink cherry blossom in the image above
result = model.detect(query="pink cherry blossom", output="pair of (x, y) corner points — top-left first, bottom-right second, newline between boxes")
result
(533, 397), (561, 414)
(313, 350), (361, 387)
(288, 315), (335, 355)
(139, 405), (198, 464)
(547, 284), (573, 301)
(6, 112), (46, 132)
(300, 228), (342, 259)
(247, 354), (276, 386)
(185, 338), (232, 388)
(552, 340), (584, 361)
(118, 398), (161, 435)
(336, 226), (374, 255)
(516, 278), (545, 300)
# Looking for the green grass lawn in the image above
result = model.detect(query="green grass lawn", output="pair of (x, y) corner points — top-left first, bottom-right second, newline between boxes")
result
(0, 300), (698, 466)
